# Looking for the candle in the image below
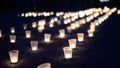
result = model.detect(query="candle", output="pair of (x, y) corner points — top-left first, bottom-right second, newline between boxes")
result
(9, 50), (19, 63)
(68, 39), (77, 49)
(30, 41), (38, 51)
(87, 30), (94, 37)
(32, 22), (37, 28)
(63, 47), (72, 59)
(38, 25), (44, 32)
(10, 27), (15, 33)
(10, 35), (16, 43)
(59, 29), (65, 38)
(44, 34), (51, 42)
(67, 26), (72, 33)
(23, 24), (27, 30)
(77, 33), (84, 42)
(25, 30), (31, 38)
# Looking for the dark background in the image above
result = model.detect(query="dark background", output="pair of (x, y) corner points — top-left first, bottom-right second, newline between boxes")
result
(0, 0), (120, 13)
(0, 0), (120, 68)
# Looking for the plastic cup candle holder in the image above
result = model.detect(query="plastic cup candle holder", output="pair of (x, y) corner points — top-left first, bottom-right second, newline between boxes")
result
(10, 35), (16, 43)
(87, 30), (94, 37)
(9, 50), (19, 63)
(10, 27), (15, 33)
(23, 24), (27, 29)
(30, 41), (38, 51)
(59, 29), (65, 38)
(25, 30), (31, 38)
(44, 34), (51, 42)
(68, 39), (77, 49)
(77, 33), (84, 42)
(32, 22), (37, 28)
(63, 47), (73, 59)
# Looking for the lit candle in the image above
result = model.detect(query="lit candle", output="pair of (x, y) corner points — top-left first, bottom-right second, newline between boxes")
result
(23, 24), (27, 30)
(10, 35), (16, 43)
(49, 22), (54, 28)
(25, 30), (31, 38)
(68, 39), (77, 49)
(67, 26), (72, 33)
(30, 41), (38, 51)
(32, 22), (37, 28)
(63, 47), (72, 59)
(10, 27), (15, 33)
(59, 29), (65, 38)
(44, 34), (51, 42)
(77, 33), (84, 42)
(87, 30), (94, 37)
(9, 50), (19, 63)
(38, 25), (44, 32)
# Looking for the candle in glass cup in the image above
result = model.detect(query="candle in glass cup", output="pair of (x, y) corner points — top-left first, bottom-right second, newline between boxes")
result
(23, 24), (27, 30)
(68, 39), (77, 49)
(67, 26), (72, 33)
(9, 50), (19, 63)
(77, 33), (84, 42)
(59, 29), (65, 38)
(87, 30), (94, 37)
(38, 25), (44, 32)
(63, 47), (72, 59)
(32, 22), (37, 28)
(49, 22), (54, 28)
(25, 30), (31, 38)
(30, 41), (38, 51)
(10, 27), (15, 33)
(10, 35), (16, 43)
(37, 63), (51, 68)
(44, 34), (51, 42)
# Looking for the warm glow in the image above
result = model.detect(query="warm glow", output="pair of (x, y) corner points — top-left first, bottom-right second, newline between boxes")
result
(68, 39), (77, 49)
(9, 50), (19, 63)
(44, 34), (51, 42)
(67, 26), (72, 33)
(38, 20), (46, 26)
(23, 24), (27, 30)
(59, 29), (65, 38)
(77, 33), (84, 42)
(38, 25), (45, 32)
(63, 47), (72, 59)
(32, 22), (37, 28)
(10, 27), (15, 33)
(30, 41), (38, 51)
(25, 30), (31, 38)
(87, 30), (94, 37)
(10, 35), (16, 43)
(49, 22), (54, 28)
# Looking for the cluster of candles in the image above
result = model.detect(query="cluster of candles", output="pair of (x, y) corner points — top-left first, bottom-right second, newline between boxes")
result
(0, 7), (117, 67)
(20, 12), (54, 17)
(117, 9), (120, 14)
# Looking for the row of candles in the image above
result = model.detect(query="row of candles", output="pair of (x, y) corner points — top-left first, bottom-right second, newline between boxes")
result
(20, 12), (54, 17)
(0, 7), (117, 67)
(21, 7), (112, 33)
(19, 6), (109, 18)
